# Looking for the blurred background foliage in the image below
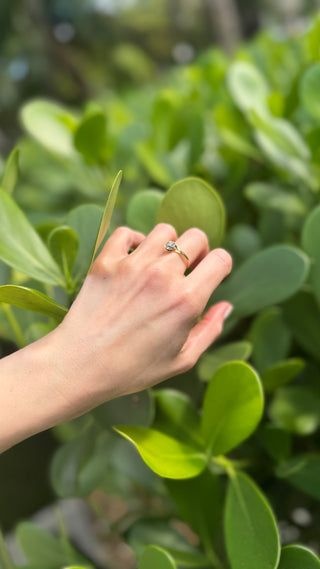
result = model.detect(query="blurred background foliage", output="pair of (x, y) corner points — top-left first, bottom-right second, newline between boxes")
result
(1, 0), (320, 563)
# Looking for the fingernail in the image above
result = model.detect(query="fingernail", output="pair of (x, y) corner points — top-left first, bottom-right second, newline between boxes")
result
(223, 304), (234, 321)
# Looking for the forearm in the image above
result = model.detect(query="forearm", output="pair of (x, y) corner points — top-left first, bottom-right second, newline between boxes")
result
(0, 334), (77, 453)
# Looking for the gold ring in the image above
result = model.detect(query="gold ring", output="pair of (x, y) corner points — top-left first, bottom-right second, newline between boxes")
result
(164, 241), (190, 268)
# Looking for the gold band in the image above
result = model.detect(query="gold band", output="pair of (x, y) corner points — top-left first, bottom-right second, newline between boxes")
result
(164, 241), (190, 268)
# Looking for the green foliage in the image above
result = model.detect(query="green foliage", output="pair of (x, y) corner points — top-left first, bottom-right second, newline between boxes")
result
(1, 14), (320, 569)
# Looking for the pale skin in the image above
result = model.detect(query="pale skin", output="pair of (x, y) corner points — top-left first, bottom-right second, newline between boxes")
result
(0, 223), (233, 453)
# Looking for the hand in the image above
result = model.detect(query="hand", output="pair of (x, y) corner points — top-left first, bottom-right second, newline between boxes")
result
(52, 223), (233, 414)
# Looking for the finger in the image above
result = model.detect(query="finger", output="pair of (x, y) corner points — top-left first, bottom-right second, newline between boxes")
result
(186, 248), (232, 305)
(174, 228), (210, 271)
(98, 226), (145, 259)
(174, 302), (234, 374)
(135, 223), (177, 259)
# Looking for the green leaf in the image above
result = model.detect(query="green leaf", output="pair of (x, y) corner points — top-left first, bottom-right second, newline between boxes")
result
(74, 110), (108, 162)
(278, 545), (320, 569)
(20, 99), (78, 157)
(300, 63), (320, 120)
(201, 362), (263, 456)
(166, 469), (222, 547)
(153, 389), (202, 446)
(245, 182), (307, 216)
(157, 177), (225, 248)
(1, 147), (19, 195)
(248, 307), (292, 372)
(224, 472), (280, 569)
(261, 424), (292, 463)
(50, 422), (112, 497)
(283, 291), (320, 361)
(0, 188), (65, 286)
(213, 245), (310, 318)
(66, 204), (103, 284)
(138, 546), (177, 569)
(276, 453), (320, 501)
(227, 61), (269, 112)
(92, 390), (153, 429)
(126, 189), (164, 234)
(114, 426), (206, 479)
(0, 285), (67, 321)
(92, 171), (122, 259)
(261, 358), (305, 393)
(302, 204), (320, 309)
(197, 341), (252, 382)
(269, 387), (320, 435)
(128, 519), (208, 567)
(48, 226), (79, 279)
(16, 522), (68, 568)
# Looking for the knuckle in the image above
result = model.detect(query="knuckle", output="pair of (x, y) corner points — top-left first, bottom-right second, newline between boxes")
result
(177, 350), (198, 374)
(155, 222), (177, 234)
(112, 226), (131, 238)
(145, 262), (168, 289)
(188, 227), (209, 246)
(213, 248), (233, 274)
(178, 287), (199, 317)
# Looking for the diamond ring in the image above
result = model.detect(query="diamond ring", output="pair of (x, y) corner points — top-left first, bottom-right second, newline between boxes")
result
(164, 241), (190, 268)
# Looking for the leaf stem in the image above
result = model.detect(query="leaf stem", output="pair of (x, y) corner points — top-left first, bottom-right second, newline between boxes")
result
(1, 304), (25, 347)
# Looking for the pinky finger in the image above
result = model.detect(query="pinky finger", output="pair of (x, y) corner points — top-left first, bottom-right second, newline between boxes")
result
(174, 302), (234, 375)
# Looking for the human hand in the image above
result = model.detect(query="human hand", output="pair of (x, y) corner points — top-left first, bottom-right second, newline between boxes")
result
(52, 223), (233, 415)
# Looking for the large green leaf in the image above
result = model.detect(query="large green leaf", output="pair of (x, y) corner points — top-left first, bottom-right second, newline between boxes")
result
(302, 204), (320, 308)
(283, 291), (320, 361)
(74, 109), (108, 162)
(300, 63), (320, 120)
(245, 182), (306, 216)
(224, 472), (280, 569)
(66, 204), (103, 284)
(114, 426), (206, 479)
(269, 387), (320, 435)
(261, 359), (305, 393)
(1, 146), (19, 195)
(0, 188), (65, 286)
(47, 226), (79, 280)
(126, 189), (164, 234)
(157, 177), (225, 248)
(248, 307), (292, 372)
(201, 362), (263, 456)
(20, 99), (78, 157)
(166, 469), (222, 548)
(92, 171), (122, 259)
(0, 285), (67, 321)
(15, 522), (81, 568)
(153, 389), (202, 446)
(227, 61), (269, 112)
(276, 453), (320, 501)
(50, 422), (112, 497)
(213, 245), (310, 318)
(197, 341), (252, 382)
(278, 545), (320, 569)
(138, 546), (177, 569)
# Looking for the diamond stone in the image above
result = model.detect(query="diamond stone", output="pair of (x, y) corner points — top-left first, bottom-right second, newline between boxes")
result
(165, 241), (176, 251)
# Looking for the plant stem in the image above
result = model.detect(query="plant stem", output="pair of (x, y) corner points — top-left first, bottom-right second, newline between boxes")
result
(1, 304), (25, 348)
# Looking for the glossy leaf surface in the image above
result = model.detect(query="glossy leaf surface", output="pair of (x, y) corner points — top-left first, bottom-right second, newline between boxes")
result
(74, 110), (108, 162)
(0, 188), (64, 286)
(157, 177), (225, 248)
(66, 204), (103, 284)
(227, 61), (269, 112)
(213, 245), (309, 318)
(0, 285), (67, 321)
(201, 362), (263, 456)
(153, 389), (202, 446)
(138, 546), (177, 569)
(225, 472), (280, 569)
(92, 170), (122, 259)
(278, 545), (320, 569)
(1, 146), (19, 195)
(48, 225), (79, 278)
(114, 426), (206, 479)
(261, 358), (305, 393)
(126, 189), (164, 234)
(20, 99), (78, 156)
(197, 341), (252, 381)
(283, 291), (320, 361)
(248, 307), (292, 372)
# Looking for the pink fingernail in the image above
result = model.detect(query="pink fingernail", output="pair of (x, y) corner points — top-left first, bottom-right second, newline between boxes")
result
(223, 304), (234, 320)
